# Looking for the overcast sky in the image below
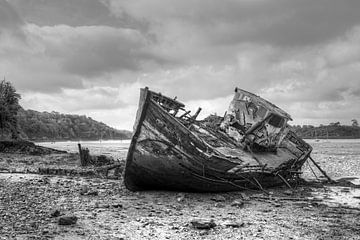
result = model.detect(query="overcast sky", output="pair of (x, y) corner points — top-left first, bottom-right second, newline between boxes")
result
(1, 0), (360, 130)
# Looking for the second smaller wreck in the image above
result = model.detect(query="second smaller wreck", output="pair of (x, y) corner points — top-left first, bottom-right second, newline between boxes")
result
(124, 87), (312, 192)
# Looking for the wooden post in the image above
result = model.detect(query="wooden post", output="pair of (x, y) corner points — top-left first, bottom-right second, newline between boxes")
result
(78, 143), (85, 166)
(191, 107), (202, 120)
(83, 148), (90, 165)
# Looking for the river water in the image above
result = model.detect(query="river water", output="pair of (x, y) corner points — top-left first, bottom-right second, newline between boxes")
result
(37, 139), (131, 160)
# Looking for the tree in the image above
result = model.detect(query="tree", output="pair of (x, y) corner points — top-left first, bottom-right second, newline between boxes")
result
(329, 122), (341, 126)
(0, 79), (21, 139)
(352, 119), (359, 127)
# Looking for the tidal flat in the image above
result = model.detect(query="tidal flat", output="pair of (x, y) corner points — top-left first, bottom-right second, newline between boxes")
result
(0, 139), (359, 239)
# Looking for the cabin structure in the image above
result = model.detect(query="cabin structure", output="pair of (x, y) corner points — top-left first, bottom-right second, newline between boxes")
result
(221, 88), (292, 152)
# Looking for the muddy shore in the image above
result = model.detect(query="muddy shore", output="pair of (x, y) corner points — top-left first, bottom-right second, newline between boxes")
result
(1, 172), (360, 240)
(1, 141), (360, 239)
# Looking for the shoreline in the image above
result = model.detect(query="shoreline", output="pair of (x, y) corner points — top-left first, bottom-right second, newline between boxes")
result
(32, 138), (132, 143)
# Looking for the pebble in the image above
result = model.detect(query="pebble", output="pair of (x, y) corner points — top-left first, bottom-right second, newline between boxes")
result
(240, 193), (250, 201)
(190, 218), (216, 230)
(214, 203), (225, 208)
(176, 193), (186, 202)
(211, 195), (226, 202)
(58, 216), (78, 225)
(222, 220), (245, 228)
(284, 190), (293, 195)
(50, 209), (60, 218)
(231, 200), (244, 208)
(79, 185), (89, 195)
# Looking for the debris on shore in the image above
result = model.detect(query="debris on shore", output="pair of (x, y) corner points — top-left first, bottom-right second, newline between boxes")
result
(0, 140), (66, 155)
(0, 141), (124, 179)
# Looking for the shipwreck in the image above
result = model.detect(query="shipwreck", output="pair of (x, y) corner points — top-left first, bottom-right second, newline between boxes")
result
(124, 87), (313, 192)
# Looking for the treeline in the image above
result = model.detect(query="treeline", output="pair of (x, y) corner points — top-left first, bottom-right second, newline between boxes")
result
(16, 108), (132, 141)
(291, 123), (360, 139)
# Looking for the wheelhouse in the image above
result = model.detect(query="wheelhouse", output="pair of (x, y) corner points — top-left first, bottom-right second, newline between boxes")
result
(221, 88), (291, 151)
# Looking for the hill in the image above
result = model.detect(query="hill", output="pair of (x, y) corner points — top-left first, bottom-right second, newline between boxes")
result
(16, 109), (132, 141)
(291, 124), (360, 139)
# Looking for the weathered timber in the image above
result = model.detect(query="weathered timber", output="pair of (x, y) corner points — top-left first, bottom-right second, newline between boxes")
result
(78, 143), (85, 166)
(78, 144), (113, 167)
(124, 87), (312, 192)
(308, 155), (335, 183)
(82, 147), (91, 166)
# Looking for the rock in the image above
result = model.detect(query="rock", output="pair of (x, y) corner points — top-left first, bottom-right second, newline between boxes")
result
(29, 221), (38, 228)
(211, 195), (226, 202)
(176, 193), (185, 202)
(231, 200), (244, 208)
(86, 190), (99, 196)
(79, 185), (98, 196)
(112, 203), (123, 208)
(261, 209), (272, 213)
(58, 216), (78, 225)
(284, 190), (293, 195)
(50, 209), (60, 218)
(214, 203), (225, 208)
(38, 177), (50, 184)
(75, 230), (85, 235)
(79, 185), (89, 195)
(114, 236), (125, 240)
(222, 220), (244, 228)
(190, 218), (216, 230)
(101, 204), (110, 208)
(239, 193), (250, 201)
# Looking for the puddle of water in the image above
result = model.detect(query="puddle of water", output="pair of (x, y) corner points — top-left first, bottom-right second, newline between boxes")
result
(311, 176), (360, 208)
(335, 176), (360, 185)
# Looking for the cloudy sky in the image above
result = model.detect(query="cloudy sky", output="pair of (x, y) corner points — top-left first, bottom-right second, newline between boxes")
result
(1, 0), (360, 130)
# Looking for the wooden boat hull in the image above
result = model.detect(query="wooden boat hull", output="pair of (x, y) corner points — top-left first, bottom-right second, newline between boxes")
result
(124, 88), (311, 192)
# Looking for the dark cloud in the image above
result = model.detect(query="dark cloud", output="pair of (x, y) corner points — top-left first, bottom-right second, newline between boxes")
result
(245, 0), (360, 47)
(210, 0), (360, 47)
(2, 56), (84, 94)
(61, 37), (169, 78)
(1, 0), (360, 128)
(10, 0), (147, 31)
(0, 0), (25, 37)
(14, 74), (84, 94)
(60, 30), (143, 77)
(107, 0), (360, 48)
(350, 89), (360, 97)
